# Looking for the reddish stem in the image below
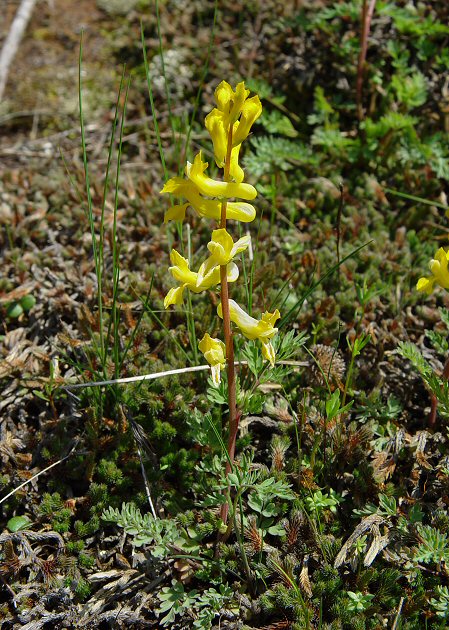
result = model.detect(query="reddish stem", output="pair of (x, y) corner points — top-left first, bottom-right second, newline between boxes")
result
(356, 0), (376, 123)
(219, 124), (239, 525)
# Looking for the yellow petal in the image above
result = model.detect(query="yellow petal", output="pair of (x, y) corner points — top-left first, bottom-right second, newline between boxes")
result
(429, 248), (449, 289)
(161, 176), (256, 222)
(210, 364), (221, 386)
(229, 142), (244, 183)
(164, 203), (189, 223)
(215, 81), (234, 112)
(232, 95), (263, 146)
(228, 81), (250, 124)
(218, 299), (279, 342)
(205, 109), (228, 167)
(261, 309), (281, 327)
(226, 262), (239, 283)
(170, 249), (189, 268)
(199, 333), (226, 366)
(261, 341), (276, 366)
(169, 250), (198, 287)
(164, 286), (185, 309)
(226, 201), (256, 222)
(208, 228), (234, 259)
(416, 277), (435, 294)
(160, 176), (191, 195)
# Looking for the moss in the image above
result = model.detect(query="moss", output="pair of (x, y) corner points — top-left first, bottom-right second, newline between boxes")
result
(97, 459), (124, 486)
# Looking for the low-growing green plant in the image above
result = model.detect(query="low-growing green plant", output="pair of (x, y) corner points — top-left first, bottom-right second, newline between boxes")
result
(156, 580), (233, 628)
(346, 590), (375, 613)
(102, 502), (178, 557)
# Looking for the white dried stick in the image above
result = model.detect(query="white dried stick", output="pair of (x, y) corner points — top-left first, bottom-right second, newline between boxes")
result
(0, 0), (38, 101)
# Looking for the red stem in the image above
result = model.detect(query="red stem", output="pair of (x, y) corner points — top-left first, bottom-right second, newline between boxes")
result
(219, 124), (239, 525)
(356, 0), (376, 122)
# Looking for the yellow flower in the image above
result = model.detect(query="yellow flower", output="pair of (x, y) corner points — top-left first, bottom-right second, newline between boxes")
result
(197, 229), (250, 285)
(198, 333), (226, 386)
(164, 250), (238, 309)
(217, 299), (280, 366)
(160, 177), (256, 223)
(215, 81), (250, 124)
(417, 248), (449, 295)
(186, 152), (256, 200)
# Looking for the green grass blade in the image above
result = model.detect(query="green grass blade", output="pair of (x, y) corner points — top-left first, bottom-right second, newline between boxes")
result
(385, 187), (448, 211)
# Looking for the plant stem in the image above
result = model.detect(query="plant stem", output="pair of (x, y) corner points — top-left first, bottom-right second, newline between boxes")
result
(219, 123), (238, 525)
(356, 0), (377, 123)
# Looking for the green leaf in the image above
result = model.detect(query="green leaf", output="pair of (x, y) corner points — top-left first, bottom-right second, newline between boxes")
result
(19, 294), (36, 312)
(378, 494), (397, 516)
(6, 302), (23, 319)
(7, 515), (32, 532)
(326, 390), (341, 420)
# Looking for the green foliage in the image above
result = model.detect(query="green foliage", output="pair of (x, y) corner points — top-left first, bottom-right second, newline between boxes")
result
(6, 516), (32, 532)
(346, 591), (375, 613)
(326, 390), (353, 422)
(5, 0), (449, 626)
(354, 493), (397, 518)
(97, 459), (124, 486)
(38, 492), (72, 533)
(245, 136), (315, 178)
(391, 71), (427, 109)
(260, 110), (298, 138)
(74, 577), (91, 600)
(156, 580), (233, 628)
(430, 586), (449, 619)
(102, 502), (178, 556)
(247, 477), (295, 534)
(398, 341), (449, 416)
(305, 489), (341, 517)
(5, 293), (36, 319)
(414, 525), (449, 565)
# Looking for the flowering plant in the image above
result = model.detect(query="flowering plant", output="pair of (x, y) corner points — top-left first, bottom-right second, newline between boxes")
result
(161, 81), (280, 521)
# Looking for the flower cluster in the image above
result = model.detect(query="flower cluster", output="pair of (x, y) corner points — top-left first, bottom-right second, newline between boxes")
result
(160, 81), (280, 384)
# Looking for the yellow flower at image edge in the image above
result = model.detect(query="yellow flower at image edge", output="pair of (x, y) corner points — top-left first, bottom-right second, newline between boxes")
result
(199, 333), (226, 386)
(416, 248), (449, 295)
(218, 299), (280, 366)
